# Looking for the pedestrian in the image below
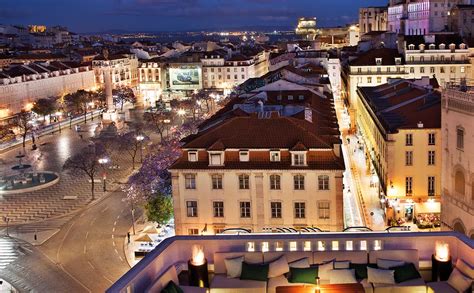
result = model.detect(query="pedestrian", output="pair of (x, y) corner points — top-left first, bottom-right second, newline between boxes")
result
(127, 232), (131, 244)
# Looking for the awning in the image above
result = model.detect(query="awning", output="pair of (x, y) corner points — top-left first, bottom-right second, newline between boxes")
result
(415, 202), (440, 214)
(135, 234), (153, 242)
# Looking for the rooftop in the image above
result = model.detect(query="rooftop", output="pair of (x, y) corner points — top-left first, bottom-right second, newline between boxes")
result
(349, 48), (403, 66)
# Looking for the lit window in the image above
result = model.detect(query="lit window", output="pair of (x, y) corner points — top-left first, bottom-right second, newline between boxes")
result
(271, 202), (282, 218)
(213, 201), (224, 217)
(185, 174), (196, 189)
(212, 174), (223, 189)
(288, 95), (293, 100)
(239, 151), (249, 162)
(318, 201), (330, 219)
(270, 175), (281, 190)
(360, 240), (367, 251)
(186, 201), (198, 217)
(188, 151), (198, 162)
(318, 241), (326, 251)
(188, 228), (199, 235)
(292, 153), (306, 166)
(289, 241), (297, 251)
(270, 151), (280, 162)
(247, 242), (255, 252)
(294, 202), (305, 218)
(240, 202), (251, 218)
(346, 241), (353, 251)
(210, 153), (223, 165)
(275, 241), (284, 251)
(261, 242), (269, 252)
(304, 241), (312, 251)
(332, 241), (339, 251)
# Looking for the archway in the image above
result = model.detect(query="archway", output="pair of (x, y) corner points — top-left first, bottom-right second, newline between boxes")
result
(454, 170), (465, 195)
(453, 220), (466, 235)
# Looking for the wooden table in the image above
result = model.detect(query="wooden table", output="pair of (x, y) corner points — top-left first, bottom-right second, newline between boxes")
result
(276, 283), (365, 293)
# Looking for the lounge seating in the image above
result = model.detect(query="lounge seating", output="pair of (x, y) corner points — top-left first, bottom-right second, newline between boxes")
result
(145, 264), (207, 293)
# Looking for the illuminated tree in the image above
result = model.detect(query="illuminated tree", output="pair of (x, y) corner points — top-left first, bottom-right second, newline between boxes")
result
(14, 110), (35, 148)
(113, 86), (136, 111)
(32, 97), (57, 122)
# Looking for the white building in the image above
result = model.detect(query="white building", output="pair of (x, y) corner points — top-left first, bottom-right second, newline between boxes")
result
(359, 6), (388, 35)
(0, 61), (96, 118)
(138, 58), (163, 108)
(441, 84), (474, 238)
(92, 53), (139, 89)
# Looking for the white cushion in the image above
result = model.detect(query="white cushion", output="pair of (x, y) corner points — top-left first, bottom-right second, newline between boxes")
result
(268, 255), (289, 278)
(377, 258), (405, 269)
(224, 256), (243, 278)
(288, 257), (310, 268)
(367, 267), (395, 284)
(447, 268), (473, 293)
(456, 259), (474, 279)
(318, 261), (334, 281)
(329, 269), (357, 284)
(334, 260), (350, 269)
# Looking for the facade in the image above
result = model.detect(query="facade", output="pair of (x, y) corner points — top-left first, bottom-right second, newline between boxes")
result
(441, 84), (474, 238)
(0, 61), (96, 118)
(138, 58), (163, 108)
(448, 4), (474, 38)
(295, 17), (317, 41)
(359, 7), (388, 35)
(92, 53), (139, 89)
(170, 82), (345, 235)
(356, 79), (442, 225)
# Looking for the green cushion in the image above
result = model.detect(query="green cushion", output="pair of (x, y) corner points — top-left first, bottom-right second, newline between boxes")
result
(161, 280), (184, 293)
(350, 263), (377, 280)
(288, 267), (318, 284)
(240, 262), (269, 281)
(391, 263), (421, 283)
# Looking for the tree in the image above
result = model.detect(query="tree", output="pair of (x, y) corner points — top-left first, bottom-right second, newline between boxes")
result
(143, 102), (174, 141)
(113, 86), (136, 111)
(63, 144), (106, 200)
(32, 97), (57, 122)
(144, 194), (173, 225)
(14, 110), (34, 148)
(64, 90), (91, 123)
(0, 123), (15, 143)
(118, 131), (148, 169)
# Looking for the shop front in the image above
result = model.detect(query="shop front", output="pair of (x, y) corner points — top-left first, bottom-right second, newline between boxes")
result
(384, 197), (441, 228)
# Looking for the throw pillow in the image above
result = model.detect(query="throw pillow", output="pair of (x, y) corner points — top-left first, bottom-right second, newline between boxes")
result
(390, 263), (421, 283)
(329, 269), (358, 284)
(377, 258), (405, 269)
(367, 267), (396, 284)
(161, 281), (184, 293)
(447, 268), (473, 293)
(288, 267), (318, 284)
(456, 259), (474, 279)
(288, 257), (310, 268)
(240, 262), (269, 282)
(350, 263), (374, 280)
(224, 256), (244, 278)
(318, 261), (334, 281)
(334, 260), (351, 269)
(268, 255), (290, 278)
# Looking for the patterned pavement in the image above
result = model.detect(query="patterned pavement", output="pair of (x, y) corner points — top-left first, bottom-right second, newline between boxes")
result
(0, 119), (135, 226)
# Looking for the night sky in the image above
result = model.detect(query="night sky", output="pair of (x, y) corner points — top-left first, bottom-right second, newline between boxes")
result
(0, 0), (387, 33)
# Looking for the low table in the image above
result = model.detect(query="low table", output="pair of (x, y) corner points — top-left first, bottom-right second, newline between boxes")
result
(276, 283), (365, 293)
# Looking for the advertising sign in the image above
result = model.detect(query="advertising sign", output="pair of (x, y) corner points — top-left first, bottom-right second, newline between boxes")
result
(169, 65), (202, 90)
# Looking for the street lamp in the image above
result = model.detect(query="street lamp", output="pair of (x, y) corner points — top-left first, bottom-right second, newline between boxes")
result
(56, 111), (63, 133)
(136, 135), (145, 163)
(98, 157), (109, 192)
(177, 108), (186, 124)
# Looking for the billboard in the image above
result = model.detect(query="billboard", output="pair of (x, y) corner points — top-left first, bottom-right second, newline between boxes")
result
(169, 65), (202, 90)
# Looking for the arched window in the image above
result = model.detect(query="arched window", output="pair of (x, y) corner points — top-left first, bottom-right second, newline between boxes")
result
(455, 170), (465, 195)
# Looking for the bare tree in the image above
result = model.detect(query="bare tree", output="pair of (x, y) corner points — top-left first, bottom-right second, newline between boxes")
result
(13, 110), (34, 148)
(63, 144), (106, 200)
(118, 131), (148, 169)
(113, 86), (136, 111)
(143, 101), (174, 141)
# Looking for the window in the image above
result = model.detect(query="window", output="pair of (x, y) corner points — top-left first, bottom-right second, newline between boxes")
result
(212, 174), (223, 189)
(270, 175), (281, 190)
(288, 95), (294, 100)
(430, 67), (435, 73)
(367, 77), (372, 83)
(420, 67), (425, 73)
(240, 201), (251, 218)
(377, 77), (382, 83)
(428, 151), (435, 165)
(318, 175), (330, 190)
(293, 153), (306, 166)
(406, 177), (413, 196)
(239, 151), (249, 162)
(294, 175), (305, 190)
(214, 228), (225, 234)
(213, 201), (224, 217)
(406, 133), (413, 146)
(294, 202), (306, 218)
(428, 176), (435, 196)
(210, 153), (223, 165)
(185, 174), (196, 189)
(318, 201), (330, 219)
(405, 151), (413, 166)
(188, 228), (199, 235)
(376, 58), (382, 65)
(410, 67), (415, 73)
(186, 201), (198, 217)
(455, 171), (465, 195)
(239, 174), (250, 189)
(188, 151), (198, 162)
(457, 128), (464, 149)
(298, 95), (304, 100)
(270, 151), (280, 162)
(428, 133), (435, 145)
(271, 202), (282, 218)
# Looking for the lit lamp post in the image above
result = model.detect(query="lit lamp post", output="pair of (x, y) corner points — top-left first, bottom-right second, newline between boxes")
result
(56, 111), (63, 133)
(98, 157), (109, 192)
(136, 135), (145, 163)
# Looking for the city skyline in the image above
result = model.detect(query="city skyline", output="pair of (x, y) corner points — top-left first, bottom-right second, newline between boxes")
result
(0, 0), (387, 33)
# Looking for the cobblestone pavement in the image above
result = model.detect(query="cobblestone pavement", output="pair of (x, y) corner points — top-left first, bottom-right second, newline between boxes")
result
(0, 119), (134, 225)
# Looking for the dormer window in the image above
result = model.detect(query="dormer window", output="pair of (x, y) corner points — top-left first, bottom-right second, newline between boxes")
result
(292, 153), (306, 166)
(460, 43), (466, 50)
(209, 152), (223, 166)
(419, 44), (425, 52)
(270, 151), (281, 162)
(439, 44), (446, 50)
(395, 58), (401, 65)
(288, 95), (293, 100)
(429, 44), (436, 50)
(188, 151), (198, 162)
(239, 150), (249, 162)
(376, 58), (382, 65)
(298, 95), (305, 101)
(408, 44), (415, 50)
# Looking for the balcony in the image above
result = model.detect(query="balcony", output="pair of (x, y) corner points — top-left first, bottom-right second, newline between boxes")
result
(108, 231), (473, 293)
